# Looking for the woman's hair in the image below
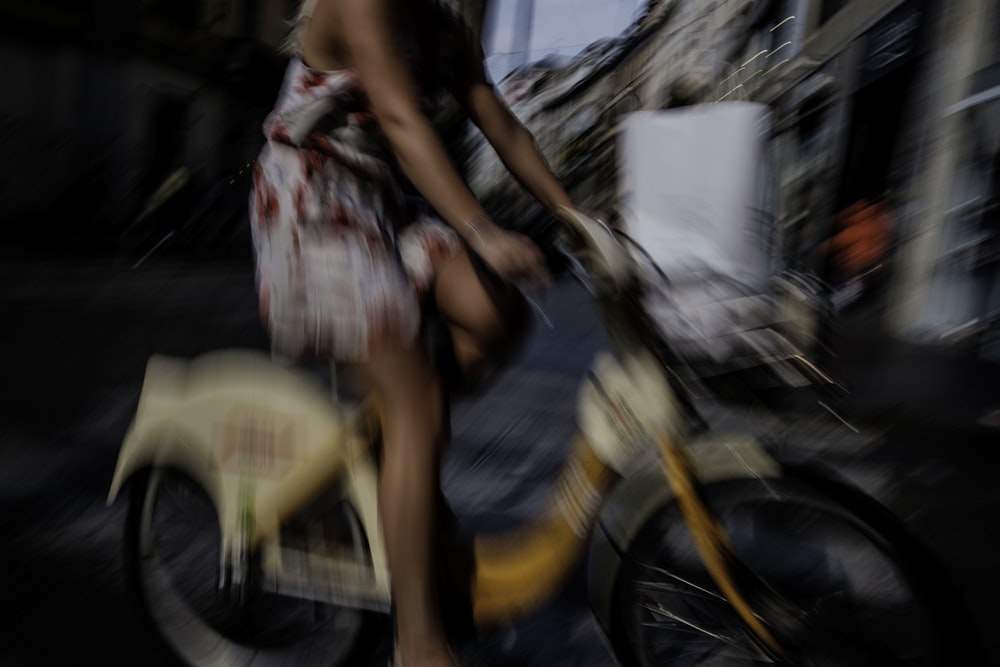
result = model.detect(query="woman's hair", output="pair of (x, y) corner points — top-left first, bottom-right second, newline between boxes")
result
(280, 0), (319, 55)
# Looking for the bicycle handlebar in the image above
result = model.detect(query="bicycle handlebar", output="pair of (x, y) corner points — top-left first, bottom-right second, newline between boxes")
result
(555, 207), (636, 296)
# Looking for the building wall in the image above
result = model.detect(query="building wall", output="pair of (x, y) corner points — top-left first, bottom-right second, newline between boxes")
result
(892, 0), (1000, 347)
(730, 0), (1000, 348)
(775, 0), (998, 341)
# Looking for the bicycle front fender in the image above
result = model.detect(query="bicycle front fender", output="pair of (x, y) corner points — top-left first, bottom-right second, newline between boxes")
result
(586, 432), (782, 643)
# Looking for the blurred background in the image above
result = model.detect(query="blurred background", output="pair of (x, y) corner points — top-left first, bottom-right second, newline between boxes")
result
(474, 0), (1000, 357)
(3, 0), (997, 353)
(1, 0), (999, 665)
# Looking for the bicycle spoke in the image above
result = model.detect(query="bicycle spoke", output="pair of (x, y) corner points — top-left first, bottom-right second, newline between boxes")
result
(633, 566), (730, 603)
(636, 589), (774, 659)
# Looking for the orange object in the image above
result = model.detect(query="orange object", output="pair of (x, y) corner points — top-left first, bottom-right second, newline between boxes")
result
(827, 199), (893, 276)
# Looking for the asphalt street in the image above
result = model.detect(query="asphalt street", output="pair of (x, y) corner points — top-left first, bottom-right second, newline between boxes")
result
(1, 254), (998, 666)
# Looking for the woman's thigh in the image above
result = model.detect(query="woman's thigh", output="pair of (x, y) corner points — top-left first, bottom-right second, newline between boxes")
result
(352, 344), (443, 429)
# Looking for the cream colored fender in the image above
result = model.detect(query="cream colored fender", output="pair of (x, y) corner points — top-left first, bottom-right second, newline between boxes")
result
(107, 349), (391, 604)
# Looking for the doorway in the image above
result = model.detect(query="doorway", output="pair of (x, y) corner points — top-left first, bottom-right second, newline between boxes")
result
(836, 61), (916, 209)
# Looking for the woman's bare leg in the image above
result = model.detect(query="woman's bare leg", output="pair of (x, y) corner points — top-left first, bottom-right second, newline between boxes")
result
(357, 345), (457, 667)
(356, 247), (527, 666)
(433, 248), (531, 386)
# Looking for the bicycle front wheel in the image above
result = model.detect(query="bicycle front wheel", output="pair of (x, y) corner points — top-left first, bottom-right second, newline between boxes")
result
(611, 475), (972, 666)
(124, 467), (371, 667)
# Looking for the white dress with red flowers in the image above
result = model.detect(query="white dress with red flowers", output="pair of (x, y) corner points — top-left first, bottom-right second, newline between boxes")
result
(250, 57), (461, 361)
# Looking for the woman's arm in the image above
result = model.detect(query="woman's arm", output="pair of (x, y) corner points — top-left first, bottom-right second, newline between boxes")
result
(336, 0), (545, 280)
(339, 0), (487, 229)
(453, 39), (574, 215)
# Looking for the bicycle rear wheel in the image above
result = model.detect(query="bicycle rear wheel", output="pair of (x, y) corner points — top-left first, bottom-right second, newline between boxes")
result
(611, 475), (972, 666)
(124, 467), (371, 667)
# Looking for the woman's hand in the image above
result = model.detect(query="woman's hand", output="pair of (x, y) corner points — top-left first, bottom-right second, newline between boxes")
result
(463, 217), (549, 286)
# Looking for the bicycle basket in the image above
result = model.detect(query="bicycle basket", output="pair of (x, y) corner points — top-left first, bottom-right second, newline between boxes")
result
(617, 104), (829, 396)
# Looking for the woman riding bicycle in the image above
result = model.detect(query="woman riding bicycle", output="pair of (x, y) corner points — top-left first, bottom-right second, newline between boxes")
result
(249, 0), (577, 664)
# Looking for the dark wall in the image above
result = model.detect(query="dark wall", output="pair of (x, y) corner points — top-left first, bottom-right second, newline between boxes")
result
(0, 2), (286, 259)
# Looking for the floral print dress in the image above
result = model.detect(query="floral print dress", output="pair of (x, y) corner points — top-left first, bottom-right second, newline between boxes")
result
(250, 4), (469, 362)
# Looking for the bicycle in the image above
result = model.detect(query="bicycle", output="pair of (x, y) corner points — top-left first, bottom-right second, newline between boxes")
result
(108, 208), (980, 666)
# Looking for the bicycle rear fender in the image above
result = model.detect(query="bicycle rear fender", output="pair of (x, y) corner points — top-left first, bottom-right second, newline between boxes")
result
(106, 350), (388, 594)
(586, 431), (782, 643)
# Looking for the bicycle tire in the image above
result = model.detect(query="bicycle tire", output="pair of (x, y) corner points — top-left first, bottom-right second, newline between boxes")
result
(123, 467), (376, 667)
(609, 474), (979, 666)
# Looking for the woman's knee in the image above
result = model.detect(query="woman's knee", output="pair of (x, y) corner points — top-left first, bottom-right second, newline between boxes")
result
(446, 294), (532, 396)
(439, 250), (531, 341)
